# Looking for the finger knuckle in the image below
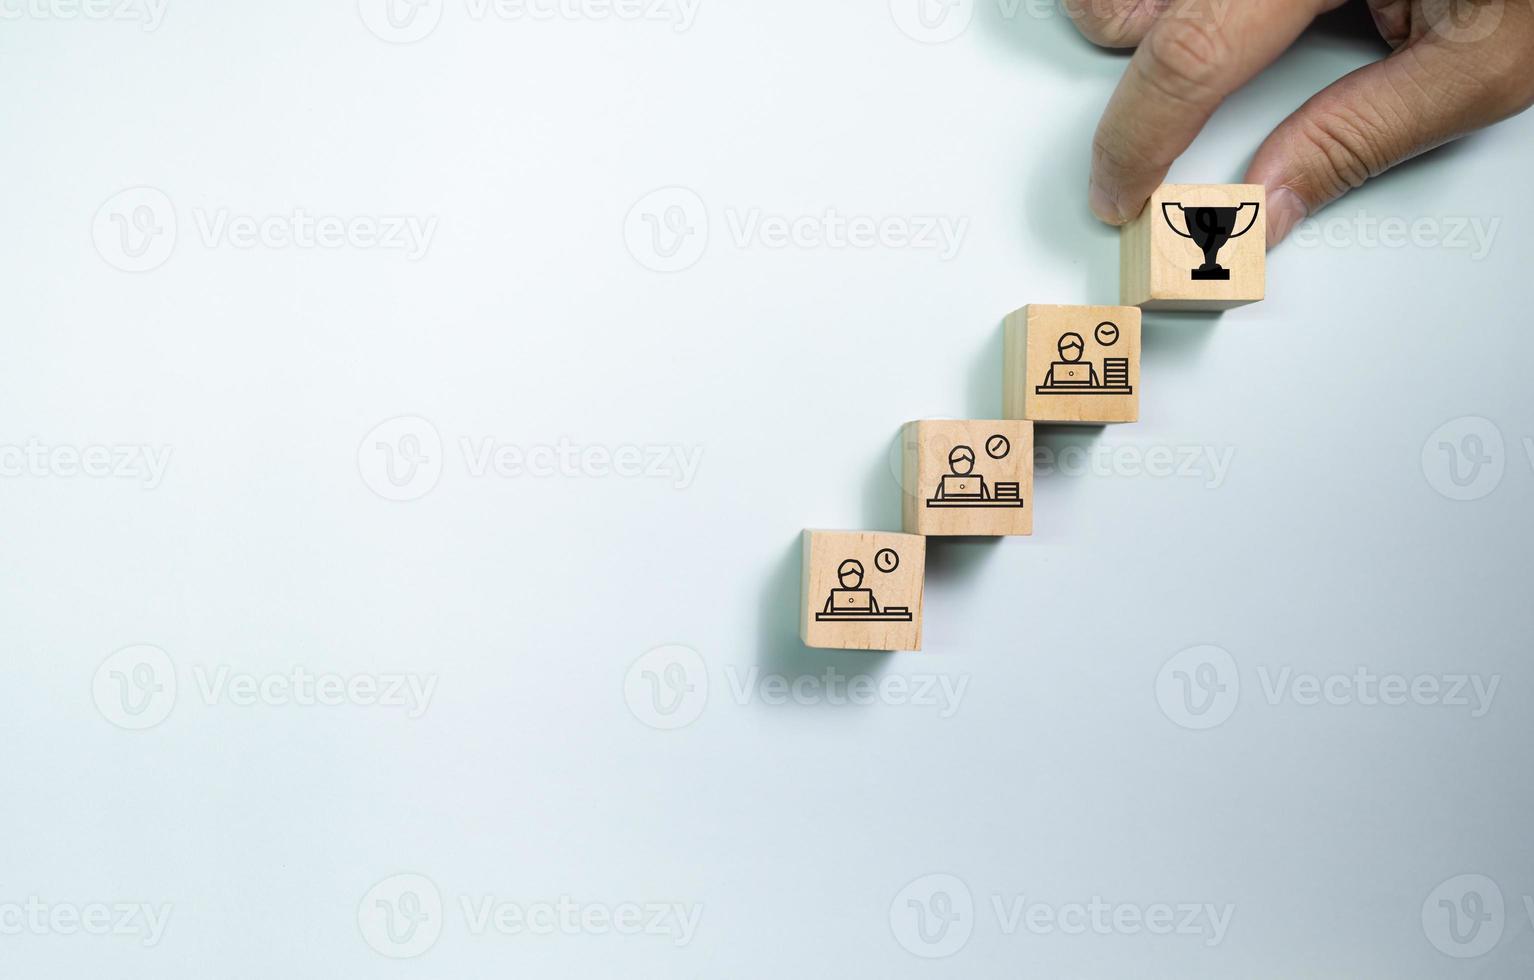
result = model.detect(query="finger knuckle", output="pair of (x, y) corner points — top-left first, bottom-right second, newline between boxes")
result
(1091, 128), (1136, 178)
(1070, 0), (1158, 46)
(1141, 19), (1229, 104)
(1295, 106), (1393, 196)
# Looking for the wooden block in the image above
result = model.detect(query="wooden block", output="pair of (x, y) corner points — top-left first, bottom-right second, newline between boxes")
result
(1121, 184), (1266, 310)
(901, 420), (1033, 537)
(800, 530), (924, 651)
(1003, 304), (1140, 424)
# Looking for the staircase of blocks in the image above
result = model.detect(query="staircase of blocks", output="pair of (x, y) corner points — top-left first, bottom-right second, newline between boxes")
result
(800, 184), (1267, 651)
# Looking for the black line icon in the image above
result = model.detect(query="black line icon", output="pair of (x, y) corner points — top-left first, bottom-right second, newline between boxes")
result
(925, 437), (1025, 509)
(1034, 324), (1133, 396)
(1163, 202), (1260, 280)
(815, 556), (913, 622)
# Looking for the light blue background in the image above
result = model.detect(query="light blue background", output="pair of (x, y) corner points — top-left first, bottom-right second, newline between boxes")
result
(3, 0), (1532, 976)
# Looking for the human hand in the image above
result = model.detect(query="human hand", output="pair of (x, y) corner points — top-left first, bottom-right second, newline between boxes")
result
(1068, 0), (1534, 245)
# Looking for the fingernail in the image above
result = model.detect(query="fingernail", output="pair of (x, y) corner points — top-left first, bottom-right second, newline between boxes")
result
(1089, 179), (1122, 225)
(1265, 186), (1308, 247)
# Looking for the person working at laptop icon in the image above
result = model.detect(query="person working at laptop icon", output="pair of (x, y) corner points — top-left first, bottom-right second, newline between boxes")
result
(930, 445), (991, 501)
(816, 555), (913, 621)
(823, 558), (882, 615)
(1041, 331), (1101, 387)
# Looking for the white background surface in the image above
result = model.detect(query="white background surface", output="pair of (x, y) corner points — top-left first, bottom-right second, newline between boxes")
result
(3, 0), (1533, 976)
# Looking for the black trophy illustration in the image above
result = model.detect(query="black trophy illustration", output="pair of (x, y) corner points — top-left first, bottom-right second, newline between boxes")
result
(1162, 202), (1260, 280)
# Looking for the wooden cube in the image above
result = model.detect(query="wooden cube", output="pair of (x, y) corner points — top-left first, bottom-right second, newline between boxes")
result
(1121, 184), (1266, 310)
(901, 420), (1033, 537)
(801, 530), (924, 651)
(1004, 304), (1140, 424)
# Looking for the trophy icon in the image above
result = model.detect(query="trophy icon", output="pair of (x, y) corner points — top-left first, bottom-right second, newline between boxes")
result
(1162, 202), (1260, 280)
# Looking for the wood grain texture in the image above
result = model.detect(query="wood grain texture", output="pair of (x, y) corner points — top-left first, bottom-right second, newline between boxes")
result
(800, 530), (924, 651)
(902, 420), (1033, 536)
(1121, 184), (1266, 310)
(1004, 304), (1140, 424)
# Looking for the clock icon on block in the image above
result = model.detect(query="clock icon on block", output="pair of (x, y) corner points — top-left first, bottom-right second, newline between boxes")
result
(1095, 321), (1120, 346)
(874, 548), (900, 574)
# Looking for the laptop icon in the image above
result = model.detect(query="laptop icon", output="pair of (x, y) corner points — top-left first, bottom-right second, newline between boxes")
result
(829, 588), (874, 612)
(939, 475), (983, 499)
(1047, 362), (1093, 385)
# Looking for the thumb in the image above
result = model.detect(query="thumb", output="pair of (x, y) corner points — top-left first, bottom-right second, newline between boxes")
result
(1246, 25), (1534, 246)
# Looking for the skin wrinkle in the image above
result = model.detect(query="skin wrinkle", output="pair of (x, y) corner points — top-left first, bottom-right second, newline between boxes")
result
(1142, 18), (1233, 107)
(1075, 0), (1176, 47)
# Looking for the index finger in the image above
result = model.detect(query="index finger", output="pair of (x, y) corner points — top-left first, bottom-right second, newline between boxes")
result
(1089, 0), (1334, 224)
